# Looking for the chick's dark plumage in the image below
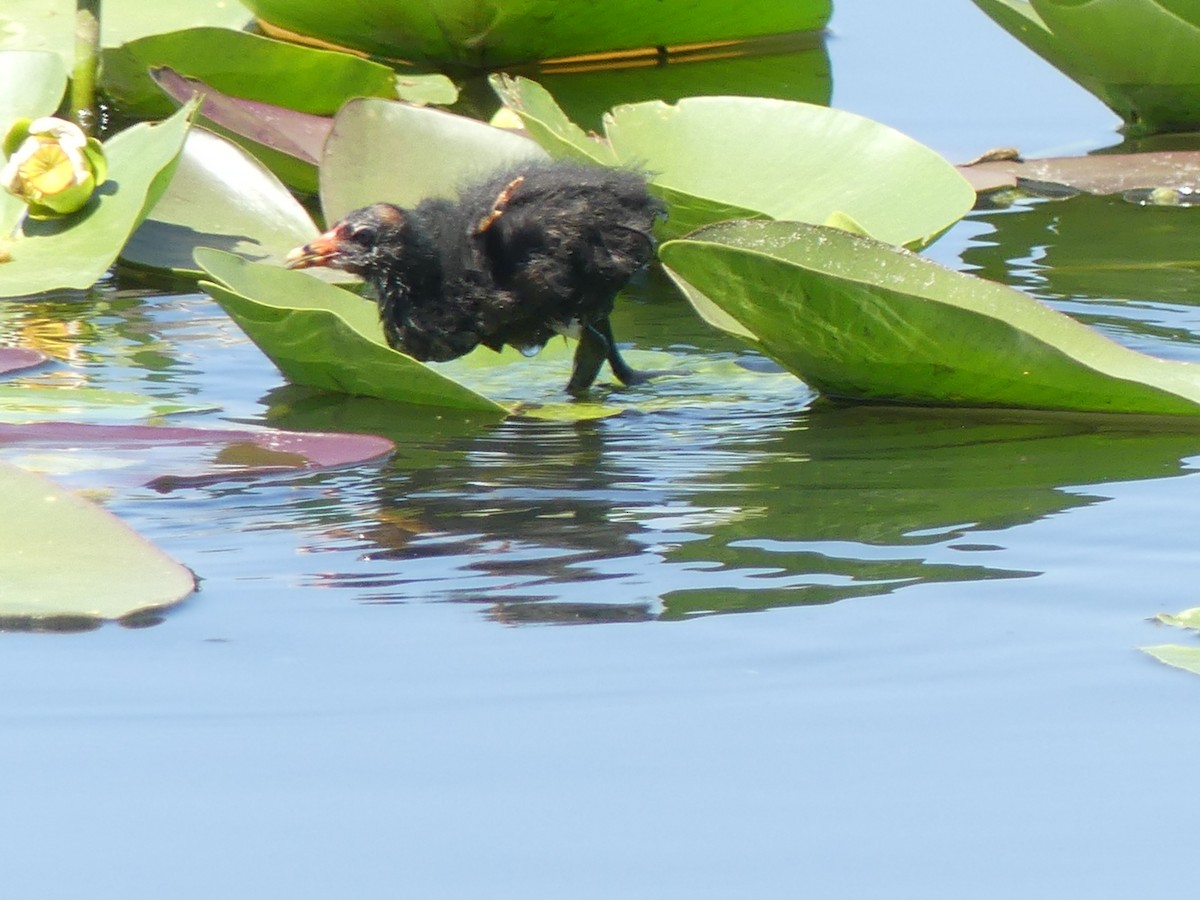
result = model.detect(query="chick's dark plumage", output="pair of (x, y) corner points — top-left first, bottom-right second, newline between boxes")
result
(286, 161), (665, 392)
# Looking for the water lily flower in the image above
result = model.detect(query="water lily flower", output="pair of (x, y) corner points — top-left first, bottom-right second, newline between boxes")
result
(2, 117), (107, 219)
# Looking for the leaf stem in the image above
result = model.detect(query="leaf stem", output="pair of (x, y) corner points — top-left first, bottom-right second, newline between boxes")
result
(72, 0), (101, 135)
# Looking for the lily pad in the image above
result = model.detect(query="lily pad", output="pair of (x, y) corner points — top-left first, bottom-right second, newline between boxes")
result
(961, 148), (1200, 195)
(122, 127), (319, 274)
(320, 98), (549, 224)
(0, 0), (253, 66)
(0, 347), (48, 376)
(660, 219), (1200, 416)
(493, 76), (974, 245)
(0, 421), (395, 491)
(973, 0), (1200, 135)
(0, 385), (211, 424)
(1143, 606), (1200, 675)
(526, 32), (832, 131)
(246, 0), (831, 68)
(101, 27), (399, 118)
(0, 459), (195, 623)
(196, 248), (508, 415)
(0, 99), (197, 297)
(150, 67), (332, 193)
(0, 50), (66, 126)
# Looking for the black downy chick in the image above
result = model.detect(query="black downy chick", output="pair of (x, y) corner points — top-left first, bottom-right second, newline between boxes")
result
(285, 160), (666, 393)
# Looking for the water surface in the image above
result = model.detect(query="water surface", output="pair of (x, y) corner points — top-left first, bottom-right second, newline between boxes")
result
(3, 2), (1200, 898)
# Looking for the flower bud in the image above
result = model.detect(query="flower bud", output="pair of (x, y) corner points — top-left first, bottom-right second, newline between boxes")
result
(2, 117), (107, 219)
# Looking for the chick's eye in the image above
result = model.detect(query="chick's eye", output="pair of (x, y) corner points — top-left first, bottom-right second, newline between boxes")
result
(345, 223), (377, 245)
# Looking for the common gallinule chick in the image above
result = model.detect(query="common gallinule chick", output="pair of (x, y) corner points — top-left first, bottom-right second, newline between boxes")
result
(286, 160), (666, 393)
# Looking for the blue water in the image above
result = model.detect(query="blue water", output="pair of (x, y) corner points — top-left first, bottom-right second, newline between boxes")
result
(4, 2), (1200, 898)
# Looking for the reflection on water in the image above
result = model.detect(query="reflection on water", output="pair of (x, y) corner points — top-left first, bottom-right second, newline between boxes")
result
(254, 396), (1200, 625)
(5, 265), (1200, 626)
(962, 194), (1200, 357)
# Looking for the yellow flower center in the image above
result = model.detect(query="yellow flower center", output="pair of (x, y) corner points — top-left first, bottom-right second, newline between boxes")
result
(17, 141), (80, 200)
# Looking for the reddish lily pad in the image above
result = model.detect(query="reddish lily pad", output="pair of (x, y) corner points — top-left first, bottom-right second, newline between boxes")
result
(0, 348), (48, 376)
(0, 421), (395, 491)
(961, 149), (1200, 195)
(151, 66), (332, 192)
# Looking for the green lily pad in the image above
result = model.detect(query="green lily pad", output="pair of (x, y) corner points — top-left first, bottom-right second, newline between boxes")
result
(0, 385), (211, 424)
(1141, 644), (1200, 676)
(320, 98), (549, 223)
(245, 0), (831, 68)
(0, 459), (195, 623)
(1142, 604), (1200, 675)
(0, 0), (253, 66)
(973, 0), (1200, 135)
(1158, 606), (1200, 629)
(122, 127), (319, 275)
(0, 50), (66, 126)
(0, 99), (197, 297)
(101, 27), (399, 118)
(493, 76), (974, 245)
(196, 248), (508, 415)
(660, 219), (1200, 416)
(527, 33), (832, 132)
(0, 50), (68, 230)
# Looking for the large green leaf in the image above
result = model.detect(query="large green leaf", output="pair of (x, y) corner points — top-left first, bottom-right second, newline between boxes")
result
(528, 33), (831, 131)
(0, 0), (253, 66)
(973, 0), (1200, 134)
(0, 459), (194, 623)
(0, 50), (66, 125)
(245, 0), (830, 68)
(196, 249), (508, 416)
(660, 219), (1200, 416)
(493, 76), (973, 245)
(0, 99), (197, 297)
(0, 50), (67, 232)
(101, 27), (399, 118)
(122, 128), (318, 275)
(320, 98), (549, 223)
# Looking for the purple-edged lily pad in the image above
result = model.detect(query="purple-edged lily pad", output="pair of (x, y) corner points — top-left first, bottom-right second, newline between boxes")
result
(961, 150), (1200, 195)
(0, 422), (394, 491)
(153, 66), (332, 167)
(0, 347), (48, 376)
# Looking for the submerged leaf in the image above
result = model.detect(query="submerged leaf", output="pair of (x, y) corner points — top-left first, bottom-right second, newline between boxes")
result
(0, 459), (195, 622)
(661, 219), (1200, 416)
(0, 385), (211, 424)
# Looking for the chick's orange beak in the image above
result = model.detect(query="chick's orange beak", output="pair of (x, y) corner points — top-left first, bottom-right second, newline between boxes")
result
(284, 229), (342, 269)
